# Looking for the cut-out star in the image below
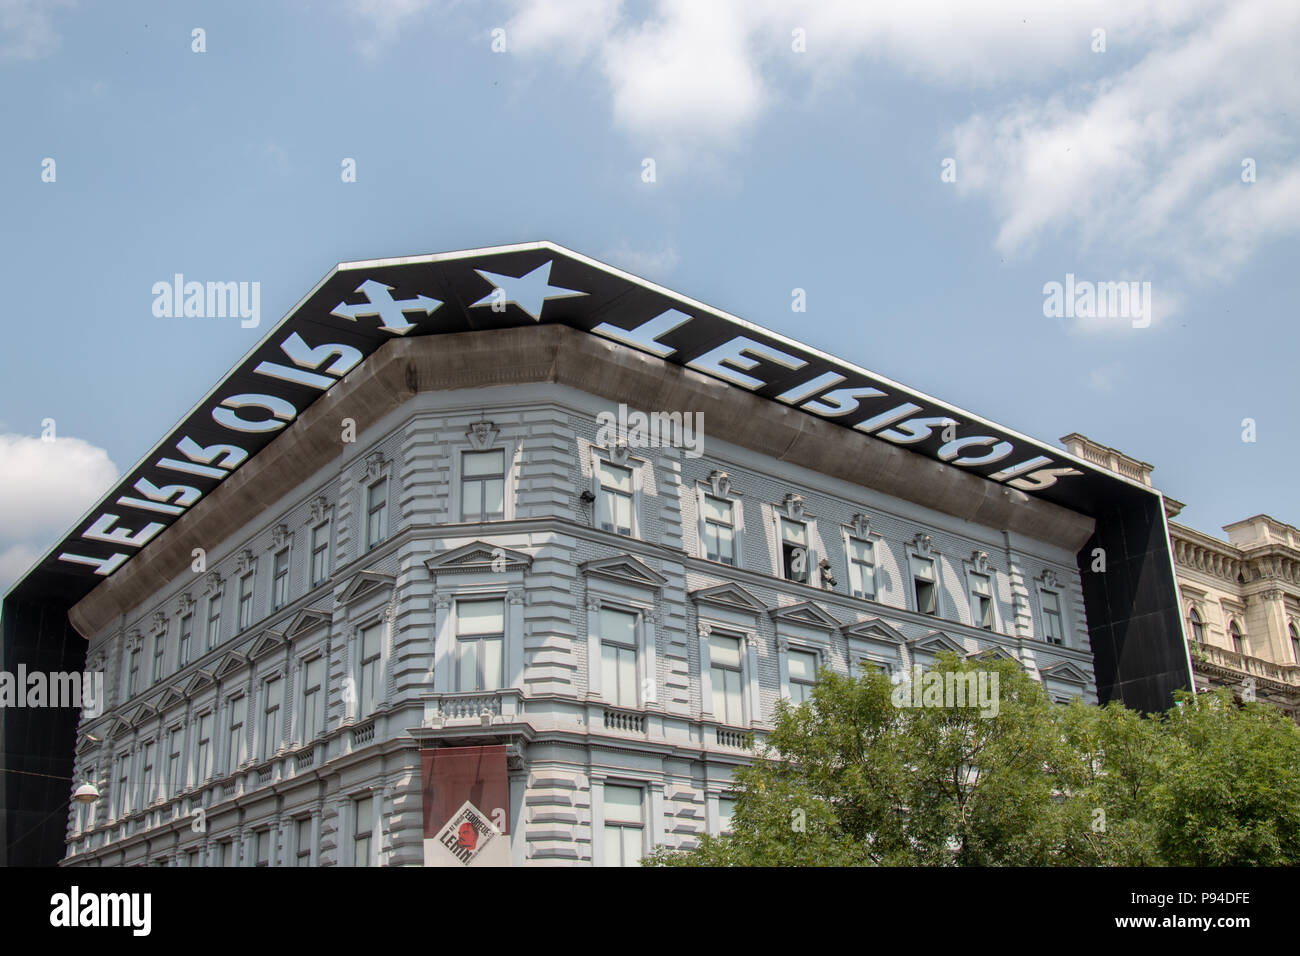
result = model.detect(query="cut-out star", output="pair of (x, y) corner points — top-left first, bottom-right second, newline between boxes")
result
(471, 260), (586, 320)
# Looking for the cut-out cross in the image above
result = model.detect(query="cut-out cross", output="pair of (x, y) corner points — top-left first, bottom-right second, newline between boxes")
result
(331, 279), (442, 335)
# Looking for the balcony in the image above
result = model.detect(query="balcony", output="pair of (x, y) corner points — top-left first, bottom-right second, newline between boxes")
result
(1190, 640), (1300, 687)
(424, 689), (524, 727)
(602, 707), (646, 734)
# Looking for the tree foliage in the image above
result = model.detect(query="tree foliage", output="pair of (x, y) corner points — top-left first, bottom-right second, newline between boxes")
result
(644, 653), (1300, 866)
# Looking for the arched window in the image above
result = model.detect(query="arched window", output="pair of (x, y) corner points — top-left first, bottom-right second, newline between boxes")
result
(1229, 620), (1244, 655)
(1290, 622), (1299, 665)
(1188, 607), (1205, 644)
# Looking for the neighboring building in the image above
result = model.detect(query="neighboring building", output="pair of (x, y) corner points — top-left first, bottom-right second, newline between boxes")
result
(2, 243), (1189, 866)
(1062, 434), (1300, 721)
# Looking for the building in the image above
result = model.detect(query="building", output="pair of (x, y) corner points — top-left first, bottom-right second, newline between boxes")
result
(1062, 434), (1300, 721)
(2, 243), (1190, 867)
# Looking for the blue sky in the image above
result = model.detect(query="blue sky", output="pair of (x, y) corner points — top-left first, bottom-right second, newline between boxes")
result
(1, 0), (1297, 591)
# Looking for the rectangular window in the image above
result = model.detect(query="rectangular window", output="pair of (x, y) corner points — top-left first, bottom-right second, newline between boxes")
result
(848, 538), (875, 600)
(310, 522), (329, 586)
(780, 519), (809, 584)
(702, 496), (736, 565)
(151, 633), (165, 683)
(139, 742), (154, 808)
(596, 461), (634, 535)
(217, 839), (232, 867)
(127, 648), (140, 697)
(461, 449), (506, 521)
(272, 549), (289, 610)
(717, 796), (736, 835)
(195, 713), (212, 783)
(359, 624), (382, 717)
(187, 850), (200, 868)
(228, 696), (246, 772)
(354, 796), (374, 866)
(913, 558), (937, 615)
(114, 754), (130, 819)
(600, 608), (639, 708)
(302, 657), (323, 742)
(255, 829), (271, 867)
(178, 614), (193, 668)
(1042, 591), (1064, 645)
(167, 729), (182, 798)
(261, 677), (282, 761)
(710, 633), (744, 725)
(787, 648), (818, 706)
(366, 478), (388, 549)
(206, 597), (221, 650)
(238, 572), (254, 631)
(970, 573), (994, 629)
(602, 785), (644, 867)
(455, 599), (504, 692)
(296, 817), (313, 866)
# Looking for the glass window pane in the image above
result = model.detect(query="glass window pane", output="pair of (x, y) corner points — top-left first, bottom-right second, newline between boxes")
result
(459, 600), (505, 635)
(718, 797), (736, 832)
(599, 461), (632, 492)
(703, 496), (732, 523)
(483, 479), (505, 516)
(617, 647), (637, 707)
(464, 449), (504, 477)
(621, 827), (642, 866)
(709, 634), (741, 668)
(482, 637), (503, 690)
(603, 826), (624, 866)
(457, 639), (478, 691)
(788, 649), (817, 682)
(914, 558), (934, 581)
(1042, 591), (1059, 613)
(781, 519), (807, 545)
(604, 785), (642, 823)
(600, 608), (637, 646)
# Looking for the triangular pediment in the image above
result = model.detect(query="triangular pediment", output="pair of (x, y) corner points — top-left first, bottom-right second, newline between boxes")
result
(285, 607), (332, 641)
(579, 554), (668, 590)
(336, 569), (396, 607)
(1040, 661), (1091, 685)
(688, 582), (766, 614)
(211, 651), (248, 681)
(843, 617), (908, 645)
(108, 716), (134, 740)
(767, 600), (840, 631)
(966, 645), (1019, 665)
(76, 732), (103, 754)
(424, 540), (533, 574)
(248, 629), (287, 661)
(124, 702), (156, 727)
(182, 669), (215, 696)
(155, 686), (187, 712)
(909, 630), (967, 656)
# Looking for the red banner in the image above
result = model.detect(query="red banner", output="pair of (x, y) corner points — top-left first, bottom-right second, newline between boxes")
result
(420, 745), (510, 837)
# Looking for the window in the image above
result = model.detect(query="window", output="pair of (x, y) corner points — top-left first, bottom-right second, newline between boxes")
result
(187, 850), (200, 868)
(255, 829), (271, 867)
(787, 648), (818, 706)
(717, 796), (736, 835)
(261, 677), (282, 761)
(600, 608), (639, 708)
(1041, 591), (1064, 645)
(126, 647), (140, 697)
(353, 795), (374, 866)
(1188, 607), (1205, 643)
(206, 596), (221, 650)
(461, 449), (506, 521)
(1291, 623), (1300, 664)
(847, 538), (875, 600)
(296, 817), (313, 866)
(970, 573), (994, 629)
(596, 460), (634, 535)
(272, 549), (289, 610)
(358, 624), (383, 716)
(710, 633), (744, 725)
(702, 496), (736, 565)
(228, 696), (247, 772)
(301, 657), (323, 742)
(113, 754), (129, 819)
(602, 785), (644, 867)
(310, 522), (330, 586)
(780, 518), (809, 584)
(151, 633), (165, 682)
(455, 600), (504, 692)
(195, 713), (213, 783)
(178, 613), (193, 668)
(167, 728), (182, 798)
(139, 742), (154, 808)
(215, 840), (232, 867)
(913, 558), (937, 615)
(366, 478), (388, 549)
(238, 572), (254, 631)
(1229, 621), (1244, 655)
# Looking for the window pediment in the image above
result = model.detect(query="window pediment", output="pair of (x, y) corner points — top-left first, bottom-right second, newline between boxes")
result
(689, 582), (766, 614)
(579, 554), (667, 591)
(767, 600), (840, 631)
(843, 618), (908, 645)
(424, 540), (533, 575)
(1040, 660), (1091, 686)
(337, 569), (396, 606)
(909, 630), (966, 656)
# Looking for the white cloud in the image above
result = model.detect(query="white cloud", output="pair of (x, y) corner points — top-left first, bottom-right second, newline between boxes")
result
(0, 0), (74, 60)
(0, 433), (118, 591)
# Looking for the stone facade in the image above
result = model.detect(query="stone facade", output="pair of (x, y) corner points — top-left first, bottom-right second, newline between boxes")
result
(61, 353), (1097, 867)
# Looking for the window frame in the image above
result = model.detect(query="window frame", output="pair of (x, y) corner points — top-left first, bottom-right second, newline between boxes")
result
(846, 535), (877, 601)
(452, 598), (505, 694)
(271, 548), (290, 610)
(600, 782), (646, 867)
(365, 476), (389, 550)
(598, 606), (641, 709)
(1040, 588), (1065, 646)
(459, 448), (507, 522)
(594, 457), (636, 537)
(260, 675), (283, 762)
(310, 521), (330, 586)
(910, 554), (939, 617)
